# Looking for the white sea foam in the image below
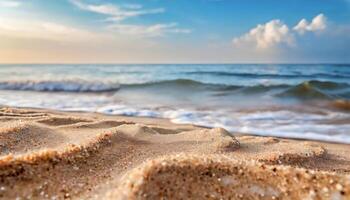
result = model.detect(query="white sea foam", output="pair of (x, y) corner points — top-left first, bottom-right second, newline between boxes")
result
(0, 80), (120, 92)
(96, 105), (350, 144)
(97, 105), (160, 118)
(1, 89), (349, 143)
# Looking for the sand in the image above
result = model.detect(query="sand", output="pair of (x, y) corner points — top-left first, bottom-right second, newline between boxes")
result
(0, 107), (349, 199)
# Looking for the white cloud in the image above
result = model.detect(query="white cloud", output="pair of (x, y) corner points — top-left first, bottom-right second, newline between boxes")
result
(0, 0), (21, 7)
(123, 4), (143, 10)
(69, 0), (190, 37)
(293, 14), (327, 35)
(233, 13), (327, 49)
(0, 18), (98, 41)
(233, 19), (294, 49)
(107, 23), (191, 37)
(70, 0), (164, 22)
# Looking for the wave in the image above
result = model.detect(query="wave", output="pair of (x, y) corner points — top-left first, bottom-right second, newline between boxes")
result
(0, 79), (349, 100)
(276, 80), (350, 100)
(130, 79), (350, 100)
(122, 79), (287, 92)
(122, 79), (242, 92)
(0, 79), (233, 93)
(183, 71), (350, 79)
(0, 81), (120, 92)
(332, 99), (350, 111)
(126, 79), (206, 87)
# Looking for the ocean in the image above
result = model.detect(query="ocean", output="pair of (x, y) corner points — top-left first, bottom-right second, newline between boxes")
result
(0, 64), (349, 143)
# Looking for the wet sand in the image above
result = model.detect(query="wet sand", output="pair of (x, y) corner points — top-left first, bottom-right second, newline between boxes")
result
(0, 107), (349, 199)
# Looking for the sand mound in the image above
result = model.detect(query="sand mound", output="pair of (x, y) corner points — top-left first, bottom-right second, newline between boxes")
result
(0, 132), (113, 177)
(164, 127), (240, 152)
(115, 154), (350, 200)
(0, 122), (65, 155)
(236, 136), (329, 168)
(146, 126), (181, 135)
(37, 116), (92, 126)
(0, 107), (48, 118)
(115, 124), (161, 139)
(113, 126), (240, 152)
(259, 142), (327, 165)
(71, 120), (134, 129)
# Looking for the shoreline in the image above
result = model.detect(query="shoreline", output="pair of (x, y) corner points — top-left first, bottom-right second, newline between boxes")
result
(3, 105), (350, 145)
(0, 106), (349, 199)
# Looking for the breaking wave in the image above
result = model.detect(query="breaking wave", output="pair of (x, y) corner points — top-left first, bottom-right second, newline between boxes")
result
(276, 80), (350, 100)
(0, 80), (120, 92)
(0, 79), (349, 100)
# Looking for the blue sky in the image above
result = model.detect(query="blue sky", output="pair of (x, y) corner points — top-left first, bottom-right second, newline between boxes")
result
(0, 0), (349, 63)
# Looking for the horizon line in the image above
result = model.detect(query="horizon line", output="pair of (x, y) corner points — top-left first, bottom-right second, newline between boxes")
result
(0, 62), (349, 65)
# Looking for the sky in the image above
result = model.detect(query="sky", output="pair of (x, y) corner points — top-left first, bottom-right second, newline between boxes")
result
(0, 0), (349, 63)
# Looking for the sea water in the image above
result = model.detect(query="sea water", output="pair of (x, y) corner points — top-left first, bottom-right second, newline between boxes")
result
(0, 64), (349, 143)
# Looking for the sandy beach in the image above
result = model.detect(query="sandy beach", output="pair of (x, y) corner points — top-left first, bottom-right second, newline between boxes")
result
(2, 0), (350, 198)
(0, 106), (348, 199)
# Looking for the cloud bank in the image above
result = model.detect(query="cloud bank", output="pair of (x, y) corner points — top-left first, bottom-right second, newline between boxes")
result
(293, 14), (327, 35)
(233, 13), (327, 49)
(0, 0), (21, 7)
(0, 18), (98, 41)
(233, 20), (294, 49)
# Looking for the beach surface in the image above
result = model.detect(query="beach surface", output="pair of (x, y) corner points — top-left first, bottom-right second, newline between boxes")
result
(0, 106), (349, 199)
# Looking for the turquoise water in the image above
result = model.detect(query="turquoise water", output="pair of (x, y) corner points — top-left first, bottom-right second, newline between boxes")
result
(0, 64), (349, 143)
